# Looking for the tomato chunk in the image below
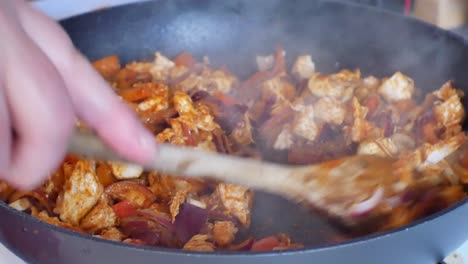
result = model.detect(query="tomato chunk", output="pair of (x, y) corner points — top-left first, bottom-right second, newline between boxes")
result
(251, 236), (280, 251)
(112, 200), (138, 219)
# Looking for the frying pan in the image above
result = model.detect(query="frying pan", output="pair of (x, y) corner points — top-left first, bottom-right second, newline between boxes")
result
(1, 0), (468, 263)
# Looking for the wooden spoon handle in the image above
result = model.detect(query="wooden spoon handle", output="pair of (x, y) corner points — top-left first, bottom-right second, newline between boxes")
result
(67, 130), (293, 192)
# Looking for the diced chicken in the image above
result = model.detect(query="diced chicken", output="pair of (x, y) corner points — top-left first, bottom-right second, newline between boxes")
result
(204, 70), (236, 94)
(378, 72), (414, 102)
(157, 120), (186, 146)
(354, 76), (380, 100)
(137, 84), (169, 112)
(183, 234), (215, 251)
(308, 70), (360, 101)
(148, 172), (191, 202)
(55, 160), (103, 226)
(110, 162), (144, 180)
(348, 97), (383, 142)
(292, 55), (315, 80)
(256, 55), (274, 71)
(420, 134), (465, 167)
(357, 138), (399, 157)
(231, 114), (254, 146)
(100, 227), (125, 242)
(362, 76), (380, 90)
(170, 65), (190, 80)
(292, 104), (319, 142)
(174, 91), (196, 115)
(433, 94), (464, 128)
(212, 221), (238, 246)
(36, 211), (82, 232)
(169, 190), (187, 222)
(178, 74), (202, 93)
(274, 125), (294, 150)
(314, 97), (346, 125)
(194, 104), (219, 132)
(215, 184), (253, 228)
(146, 52), (175, 80)
(9, 198), (32, 211)
(263, 77), (295, 106)
(80, 196), (117, 234)
(433, 81), (463, 101)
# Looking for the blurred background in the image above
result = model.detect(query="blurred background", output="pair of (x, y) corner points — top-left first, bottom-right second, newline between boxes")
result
(346, 0), (468, 36)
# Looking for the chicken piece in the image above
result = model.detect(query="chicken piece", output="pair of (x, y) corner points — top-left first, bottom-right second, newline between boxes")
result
(357, 138), (399, 157)
(136, 83), (169, 112)
(126, 52), (175, 81)
(36, 211), (83, 232)
(292, 104), (319, 142)
(348, 97), (383, 142)
(148, 172), (191, 202)
(41, 169), (65, 201)
(170, 65), (190, 80)
(256, 54), (274, 71)
(230, 113), (254, 146)
(432, 94), (464, 129)
(149, 52), (175, 81)
(105, 181), (156, 208)
(215, 183), (253, 228)
(292, 55), (315, 80)
(109, 162), (144, 180)
(314, 97), (346, 125)
(169, 190), (187, 222)
(262, 77), (296, 111)
(308, 70), (360, 101)
(274, 125), (294, 150)
(99, 227), (125, 242)
(378, 72), (414, 102)
(202, 70), (237, 94)
(177, 69), (237, 95)
(433, 81), (463, 101)
(212, 221), (238, 246)
(9, 198), (32, 212)
(419, 134), (466, 168)
(183, 234), (215, 251)
(157, 120), (187, 146)
(354, 76), (381, 101)
(178, 73), (202, 93)
(80, 196), (117, 234)
(173, 90), (194, 112)
(55, 160), (103, 226)
(194, 103), (219, 132)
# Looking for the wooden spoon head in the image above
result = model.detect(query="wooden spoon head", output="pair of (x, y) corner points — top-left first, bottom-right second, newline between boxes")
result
(290, 155), (405, 227)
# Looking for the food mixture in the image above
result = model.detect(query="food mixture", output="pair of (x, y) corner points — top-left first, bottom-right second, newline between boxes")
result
(1, 46), (468, 251)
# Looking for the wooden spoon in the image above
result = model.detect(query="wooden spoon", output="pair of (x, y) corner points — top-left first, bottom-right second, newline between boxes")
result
(68, 130), (404, 226)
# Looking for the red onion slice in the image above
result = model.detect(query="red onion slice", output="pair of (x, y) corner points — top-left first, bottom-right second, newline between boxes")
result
(349, 187), (384, 217)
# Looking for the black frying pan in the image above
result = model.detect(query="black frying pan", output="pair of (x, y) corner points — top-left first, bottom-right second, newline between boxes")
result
(2, 0), (468, 263)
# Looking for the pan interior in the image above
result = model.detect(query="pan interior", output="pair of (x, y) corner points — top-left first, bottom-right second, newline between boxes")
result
(55, 0), (468, 247)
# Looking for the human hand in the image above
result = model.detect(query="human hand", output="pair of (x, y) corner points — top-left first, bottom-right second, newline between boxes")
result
(0, 0), (156, 190)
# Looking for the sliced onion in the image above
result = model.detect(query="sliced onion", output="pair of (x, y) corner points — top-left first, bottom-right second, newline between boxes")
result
(174, 203), (208, 243)
(137, 209), (174, 231)
(105, 181), (156, 208)
(349, 187), (384, 217)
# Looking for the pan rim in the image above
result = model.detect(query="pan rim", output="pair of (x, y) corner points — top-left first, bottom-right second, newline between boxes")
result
(3, 0), (468, 258)
(2, 197), (468, 257)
